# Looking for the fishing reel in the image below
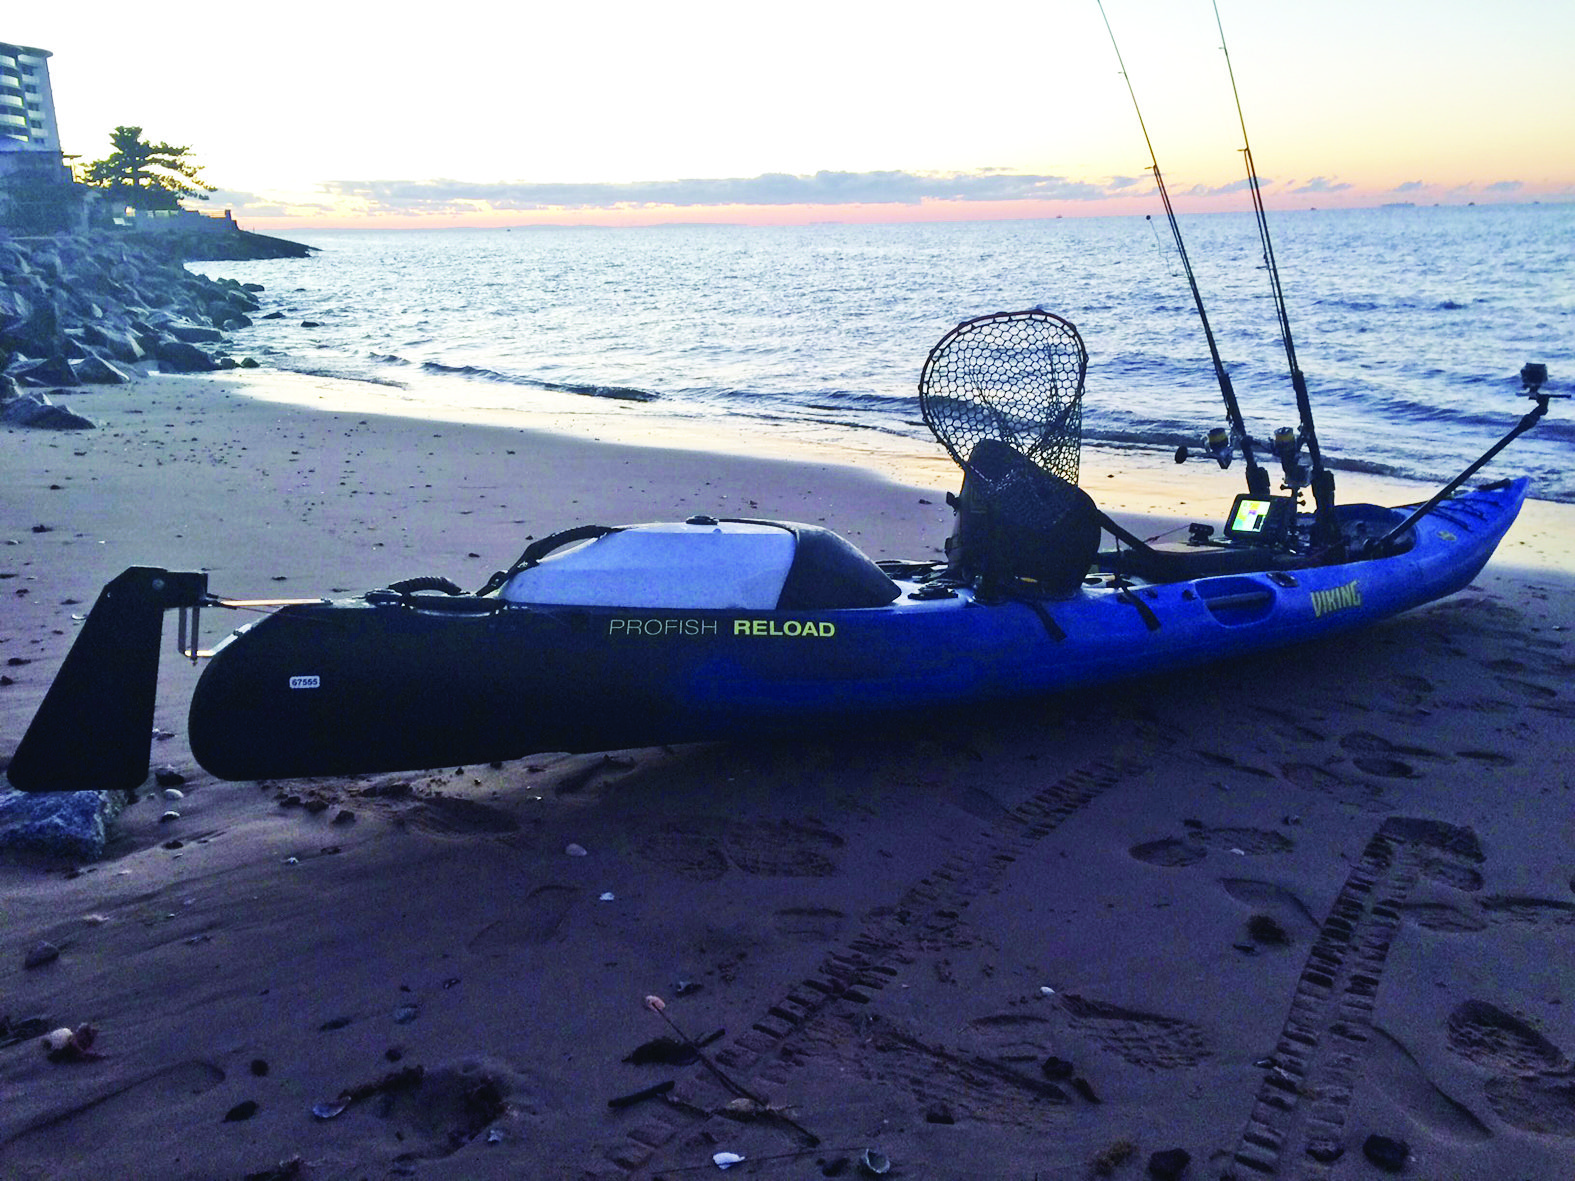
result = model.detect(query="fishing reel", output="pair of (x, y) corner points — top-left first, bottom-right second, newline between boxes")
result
(1271, 425), (1310, 491)
(1174, 426), (1235, 469)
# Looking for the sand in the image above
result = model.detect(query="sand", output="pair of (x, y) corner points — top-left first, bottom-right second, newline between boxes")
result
(2, 371), (1573, 1180)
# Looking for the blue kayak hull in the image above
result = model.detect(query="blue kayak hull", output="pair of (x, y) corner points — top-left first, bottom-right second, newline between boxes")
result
(185, 480), (1529, 780)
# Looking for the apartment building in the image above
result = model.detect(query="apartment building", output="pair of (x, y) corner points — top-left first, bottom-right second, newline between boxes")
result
(0, 42), (60, 150)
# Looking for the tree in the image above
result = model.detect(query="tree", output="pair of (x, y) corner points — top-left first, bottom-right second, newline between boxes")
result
(80, 126), (215, 211)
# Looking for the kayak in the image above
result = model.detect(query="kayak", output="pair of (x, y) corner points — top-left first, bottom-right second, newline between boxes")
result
(2, 301), (1542, 794)
(175, 479), (1524, 781)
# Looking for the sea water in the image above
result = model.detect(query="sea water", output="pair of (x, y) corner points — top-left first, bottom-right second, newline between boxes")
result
(191, 204), (1575, 501)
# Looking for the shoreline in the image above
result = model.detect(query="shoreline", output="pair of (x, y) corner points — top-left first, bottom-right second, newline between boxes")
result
(2, 368), (1573, 1179)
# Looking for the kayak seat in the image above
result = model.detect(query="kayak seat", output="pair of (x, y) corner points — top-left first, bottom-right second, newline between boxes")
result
(946, 439), (1104, 597)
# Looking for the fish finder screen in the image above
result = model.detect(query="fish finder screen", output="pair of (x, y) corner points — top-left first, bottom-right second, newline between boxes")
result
(1231, 499), (1273, 534)
(1224, 494), (1292, 544)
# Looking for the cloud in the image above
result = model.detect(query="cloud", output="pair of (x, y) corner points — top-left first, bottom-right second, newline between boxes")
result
(1391, 180), (1425, 193)
(205, 187), (338, 217)
(1290, 176), (1352, 194)
(313, 169), (1128, 214)
(1482, 180), (1523, 194)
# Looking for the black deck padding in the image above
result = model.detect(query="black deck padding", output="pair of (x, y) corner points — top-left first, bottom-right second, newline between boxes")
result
(726, 520), (900, 609)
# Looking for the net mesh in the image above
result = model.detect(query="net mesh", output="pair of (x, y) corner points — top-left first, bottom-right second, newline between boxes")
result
(918, 309), (1087, 484)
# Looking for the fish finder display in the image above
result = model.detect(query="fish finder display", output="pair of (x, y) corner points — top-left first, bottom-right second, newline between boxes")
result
(1224, 494), (1292, 544)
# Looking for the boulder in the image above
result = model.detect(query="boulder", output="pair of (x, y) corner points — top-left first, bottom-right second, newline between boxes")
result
(166, 323), (224, 344)
(0, 391), (96, 429)
(81, 324), (146, 364)
(7, 356), (79, 387)
(154, 338), (218, 373)
(0, 786), (125, 861)
(71, 354), (134, 385)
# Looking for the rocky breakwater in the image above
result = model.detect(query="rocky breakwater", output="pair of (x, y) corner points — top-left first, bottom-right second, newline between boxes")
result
(0, 232), (267, 430)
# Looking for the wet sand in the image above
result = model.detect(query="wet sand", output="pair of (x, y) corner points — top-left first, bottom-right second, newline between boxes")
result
(2, 372), (1573, 1180)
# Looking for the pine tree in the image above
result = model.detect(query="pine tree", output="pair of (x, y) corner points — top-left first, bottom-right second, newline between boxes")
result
(80, 126), (216, 211)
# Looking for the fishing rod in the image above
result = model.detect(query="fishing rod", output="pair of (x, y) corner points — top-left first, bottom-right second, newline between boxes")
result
(1213, 0), (1342, 549)
(1097, 0), (1270, 500)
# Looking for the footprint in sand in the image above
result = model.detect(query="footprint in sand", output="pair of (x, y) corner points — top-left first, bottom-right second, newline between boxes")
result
(1445, 1000), (1575, 1136)
(722, 819), (844, 877)
(1484, 1075), (1575, 1136)
(635, 823), (729, 882)
(467, 884), (580, 950)
(1187, 824), (1294, 855)
(1261, 707), (1328, 744)
(1339, 731), (1454, 778)
(1056, 994), (1212, 1070)
(1194, 749), (1277, 778)
(1279, 761), (1384, 806)
(1479, 896), (1575, 928)
(1446, 1000), (1568, 1075)
(790, 1015), (1070, 1125)
(963, 1012), (1057, 1065)
(1128, 836), (1207, 868)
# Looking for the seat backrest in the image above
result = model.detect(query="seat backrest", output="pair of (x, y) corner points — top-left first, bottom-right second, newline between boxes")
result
(946, 439), (1103, 597)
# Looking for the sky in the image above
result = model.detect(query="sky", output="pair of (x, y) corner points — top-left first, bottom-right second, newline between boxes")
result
(9, 0), (1574, 230)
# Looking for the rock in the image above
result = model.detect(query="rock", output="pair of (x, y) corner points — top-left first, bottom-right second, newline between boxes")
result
(70, 354), (133, 385)
(7, 356), (78, 388)
(1362, 1134), (1408, 1173)
(239, 357), (260, 368)
(154, 766), (186, 787)
(0, 392), (95, 430)
(1147, 1147), (1190, 1179)
(923, 1103), (955, 1125)
(24, 941), (60, 969)
(1041, 1056), (1075, 1080)
(80, 324), (145, 364)
(0, 787), (125, 860)
(154, 338), (217, 373)
(166, 323), (224, 344)
(1305, 1138), (1344, 1163)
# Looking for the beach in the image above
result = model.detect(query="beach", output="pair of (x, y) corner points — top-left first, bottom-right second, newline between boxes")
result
(2, 371), (1574, 1180)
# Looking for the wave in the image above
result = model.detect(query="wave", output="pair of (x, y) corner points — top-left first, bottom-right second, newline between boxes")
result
(417, 360), (658, 402)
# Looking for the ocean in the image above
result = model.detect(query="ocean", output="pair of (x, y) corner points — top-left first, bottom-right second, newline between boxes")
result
(190, 204), (1575, 502)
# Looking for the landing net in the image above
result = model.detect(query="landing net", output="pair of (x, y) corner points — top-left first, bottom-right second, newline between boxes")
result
(918, 309), (1087, 484)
